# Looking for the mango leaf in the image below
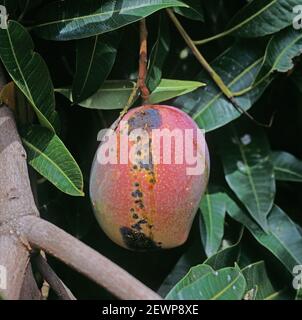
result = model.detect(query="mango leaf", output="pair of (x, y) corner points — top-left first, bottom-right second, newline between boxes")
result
(158, 238), (205, 297)
(33, 0), (187, 41)
(255, 27), (302, 83)
(172, 266), (246, 300)
(199, 189), (227, 257)
(166, 264), (213, 299)
(242, 261), (284, 300)
(226, 199), (302, 273)
(22, 125), (84, 197)
(148, 79), (205, 104)
(147, 14), (170, 92)
(0, 21), (58, 131)
(204, 235), (242, 270)
(173, 41), (272, 132)
(219, 123), (275, 230)
(57, 81), (136, 110)
(173, 0), (204, 21)
(272, 151), (302, 182)
(57, 79), (204, 109)
(72, 32), (120, 103)
(228, 0), (300, 38)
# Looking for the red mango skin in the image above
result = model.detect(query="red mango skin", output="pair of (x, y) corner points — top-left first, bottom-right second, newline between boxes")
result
(90, 105), (210, 250)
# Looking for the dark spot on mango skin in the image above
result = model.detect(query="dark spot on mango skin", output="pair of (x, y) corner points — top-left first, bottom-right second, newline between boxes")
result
(134, 199), (144, 209)
(131, 219), (147, 231)
(131, 190), (143, 198)
(139, 161), (152, 171)
(120, 227), (161, 251)
(128, 108), (161, 133)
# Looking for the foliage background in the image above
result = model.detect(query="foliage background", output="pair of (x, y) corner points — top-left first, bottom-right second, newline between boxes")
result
(0, 0), (302, 299)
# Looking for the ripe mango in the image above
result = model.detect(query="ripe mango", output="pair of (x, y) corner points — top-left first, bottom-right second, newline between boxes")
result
(90, 105), (210, 250)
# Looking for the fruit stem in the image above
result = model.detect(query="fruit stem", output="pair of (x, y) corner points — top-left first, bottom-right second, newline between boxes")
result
(138, 19), (150, 104)
(166, 9), (273, 128)
(166, 9), (234, 99)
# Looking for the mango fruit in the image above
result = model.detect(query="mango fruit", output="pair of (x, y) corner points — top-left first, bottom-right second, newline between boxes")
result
(90, 105), (210, 250)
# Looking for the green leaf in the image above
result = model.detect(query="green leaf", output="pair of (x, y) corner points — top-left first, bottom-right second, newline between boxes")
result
(148, 79), (205, 104)
(57, 80), (136, 110)
(173, 0), (204, 22)
(22, 125), (84, 197)
(255, 27), (302, 83)
(173, 41), (272, 132)
(228, 0), (300, 38)
(204, 235), (242, 270)
(72, 32), (120, 103)
(166, 264), (213, 299)
(158, 238), (205, 297)
(33, 0), (187, 41)
(220, 123), (275, 230)
(199, 189), (227, 257)
(272, 151), (302, 182)
(172, 267), (246, 300)
(0, 21), (58, 131)
(227, 200), (302, 273)
(147, 14), (170, 92)
(242, 261), (280, 300)
(57, 79), (204, 109)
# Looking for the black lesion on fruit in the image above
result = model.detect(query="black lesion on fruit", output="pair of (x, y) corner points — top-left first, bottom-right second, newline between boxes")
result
(131, 190), (143, 198)
(128, 109), (161, 133)
(131, 219), (147, 231)
(120, 227), (162, 251)
(139, 161), (152, 171)
(134, 199), (144, 209)
(132, 213), (139, 219)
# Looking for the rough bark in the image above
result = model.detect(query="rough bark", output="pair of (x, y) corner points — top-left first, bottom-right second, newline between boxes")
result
(0, 106), (38, 299)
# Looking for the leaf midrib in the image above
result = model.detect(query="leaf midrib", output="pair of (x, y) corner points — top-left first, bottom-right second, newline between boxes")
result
(34, 2), (185, 28)
(274, 166), (302, 180)
(75, 35), (99, 98)
(257, 32), (302, 82)
(23, 138), (82, 194)
(232, 128), (262, 217)
(228, 0), (278, 35)
(6, 24), (34, 106)
(210, 273), (242, 300)
(192, 57), (263, 120)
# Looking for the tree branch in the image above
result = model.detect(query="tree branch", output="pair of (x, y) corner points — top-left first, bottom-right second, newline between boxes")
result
(32, 254), (76, 300)
(19, 262), (41, 300)
(0, 105), (38, 299)
(19, 215), (161, 300)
